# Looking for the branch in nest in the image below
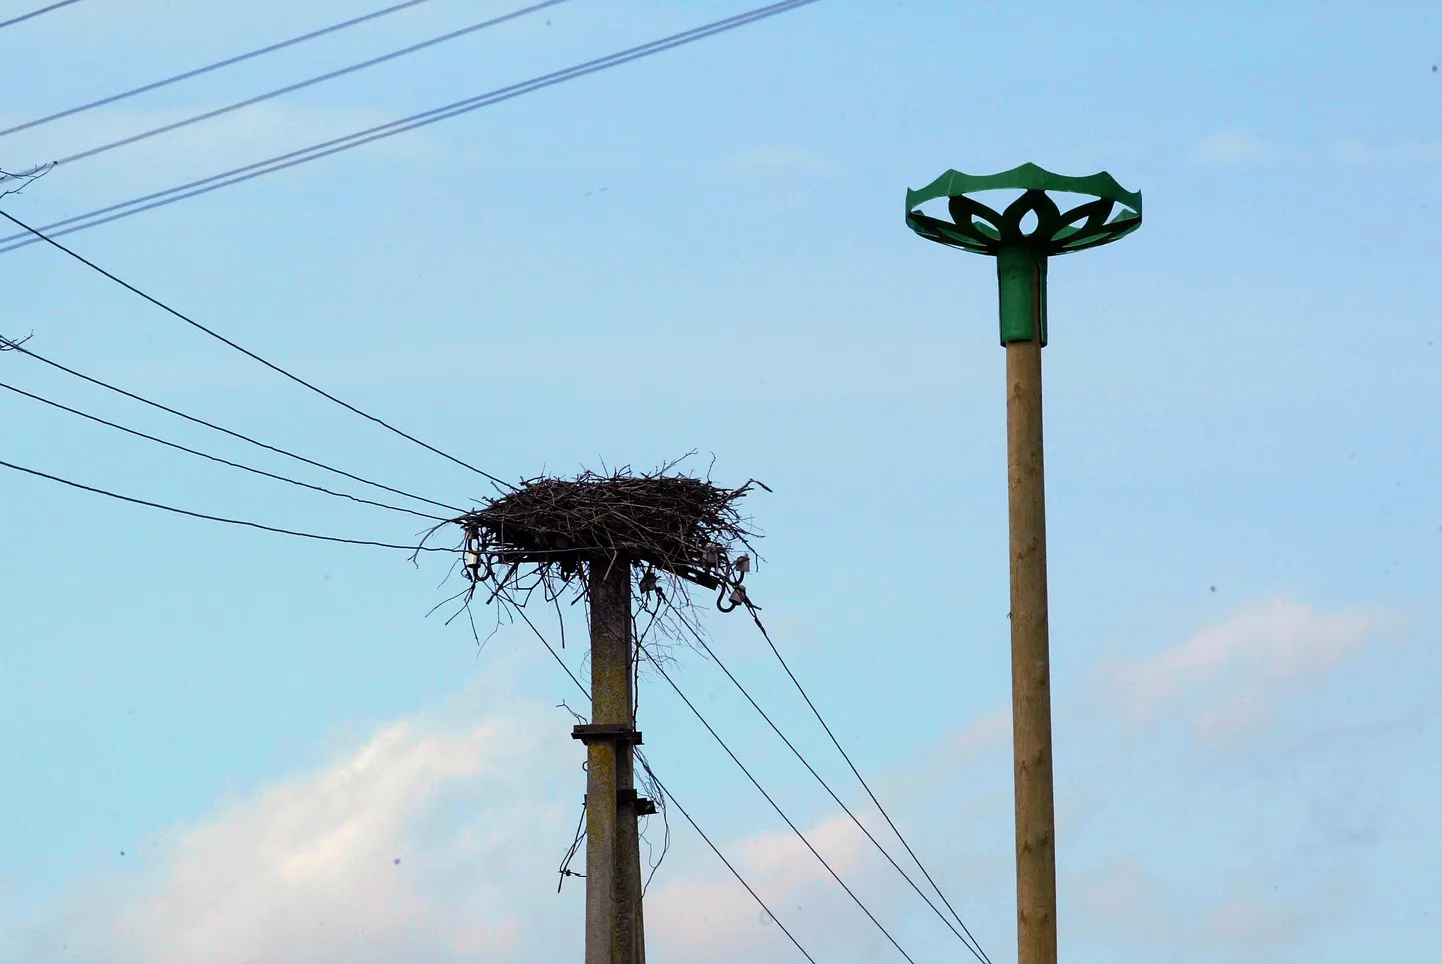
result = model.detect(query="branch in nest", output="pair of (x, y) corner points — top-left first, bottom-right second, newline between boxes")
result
(431, 463), (768, 652)
(0, 162), (54, 200)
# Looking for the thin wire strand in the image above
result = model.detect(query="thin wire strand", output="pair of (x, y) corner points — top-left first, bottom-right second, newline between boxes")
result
(0, 456), (450, 551)
(0, 209), (514, 490)
(1, 338), (462, 513)
(750, 617), (994, 963)
(636, 639), (918, 964)
(0, 0), (821, 253)
(556, 797), (587, 892)
(0, 0), (81, 31)
(43, 0), (569, 166)
(674, 614), (990, 963)
(1, 0), (441, 137)
(515, 603), (588, 696)
(518, 609), (818, 964)
(0, 378), (446, 520)
(635, 752), (819, 964)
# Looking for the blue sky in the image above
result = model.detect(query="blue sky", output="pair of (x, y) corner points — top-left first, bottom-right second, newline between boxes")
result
(1, 1), (1438, 961)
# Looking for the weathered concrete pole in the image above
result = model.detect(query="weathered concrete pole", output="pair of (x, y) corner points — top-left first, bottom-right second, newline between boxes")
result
(905, 163), (1143, 964)
(576, 556), (647, 964)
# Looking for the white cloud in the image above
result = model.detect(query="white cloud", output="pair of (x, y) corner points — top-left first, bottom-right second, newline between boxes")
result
(1064, 858), (1349, 955)
(647, 813), (871, 962)
(720, 146), (846, 182)
(1329, 139), (1442, 165)
(114, 722), (516, 962)
(1067, 857), (1178, 945)
(1192, 130), (1281, 166)
(8, 675), (580, 963)
(1191, 132), (1442, 169)
(6, 672), (891, 964)
(7, 596), (1423, 962)
(1100, 597), (1403, 744)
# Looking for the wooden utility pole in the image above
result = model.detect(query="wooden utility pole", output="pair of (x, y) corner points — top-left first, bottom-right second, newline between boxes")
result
(1006, 336), (1057, 964)
(904, 163), (1143, 964)
(572, 556), (650, 964)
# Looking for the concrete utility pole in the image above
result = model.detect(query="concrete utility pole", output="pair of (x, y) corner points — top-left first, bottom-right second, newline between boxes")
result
(572, 556), (652, 964)
(905, 164), (1142, 964)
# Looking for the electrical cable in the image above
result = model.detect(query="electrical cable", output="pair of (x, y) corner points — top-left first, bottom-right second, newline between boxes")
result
(0, 0), (81, 31)
(39, 0), (569, 166)
(556, 796), (587, 891)
(635, 639), (918, 964)
(1, 338), (462, 514)
(674, 615), (991, 963)
(1, 0), (441, 137)
(750, 617), (994, 963)
(0, 456), (451, 551)
(0, 209), (514, 491)
(635, 751), (820, 964)
(515, 608), (819, 964)
(0, 0), (821, 253)
(0, 377), (446, 521)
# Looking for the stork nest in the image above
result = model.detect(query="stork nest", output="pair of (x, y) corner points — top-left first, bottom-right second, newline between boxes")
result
(434, 465), (767, 629)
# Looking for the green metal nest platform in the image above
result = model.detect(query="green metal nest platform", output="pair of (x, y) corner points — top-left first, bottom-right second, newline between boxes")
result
(905, 162), (1142, 345)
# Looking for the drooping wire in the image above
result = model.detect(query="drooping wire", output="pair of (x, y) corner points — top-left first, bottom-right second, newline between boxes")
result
(636, 755), (671, 897)
(635, 639), (918, 964)
(1, 0), (442, 137)
(40, 0), (570, 167)
(1, 337), (461, 513)
(636, 751), (819, 964)
(0, 378), (446, 521)
(514, 606), (819, 963)
(672, 612), (991, 964)
(557, 796), (587, 892)
(0, 210), (514, 491)
(0, 456), (451, 552)
(0, 0), (81, 31)
(749, 615), (994, 963)
(0, 0), (822, 253)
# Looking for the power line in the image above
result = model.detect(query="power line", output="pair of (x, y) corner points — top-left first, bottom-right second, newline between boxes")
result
(1, 337), (462, 514)
(750, 617), (994, 962)
(0, 377), (446, 521)
(635, 752), (820, 964)
(521, 594), (907, 959)
(1, 0), (441, 137)
(42, 0), (570, 167)
(0, 456), (451, 551)
(674, 614), (992, 963)
(515, 609), (820, 964)
(0, 0), (821, 253)
(0, 0), (81, 31)
(635, 639), (918, 964)
(0, 209), (514, 491)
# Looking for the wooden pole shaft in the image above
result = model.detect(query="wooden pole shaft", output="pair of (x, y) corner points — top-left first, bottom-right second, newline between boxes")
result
(1005, 338), (1058, 964)
(584, 557), (646, 964)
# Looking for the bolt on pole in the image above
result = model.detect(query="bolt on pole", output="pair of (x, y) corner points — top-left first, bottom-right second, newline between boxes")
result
(905, 163), (1142, 964)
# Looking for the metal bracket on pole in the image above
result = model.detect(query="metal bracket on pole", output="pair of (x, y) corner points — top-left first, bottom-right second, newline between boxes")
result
(572, 724), (644, 745)
(618, 787), (658, 816)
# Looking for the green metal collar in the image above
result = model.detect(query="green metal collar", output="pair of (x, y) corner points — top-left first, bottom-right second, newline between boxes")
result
(905, 162), (1142, 256)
